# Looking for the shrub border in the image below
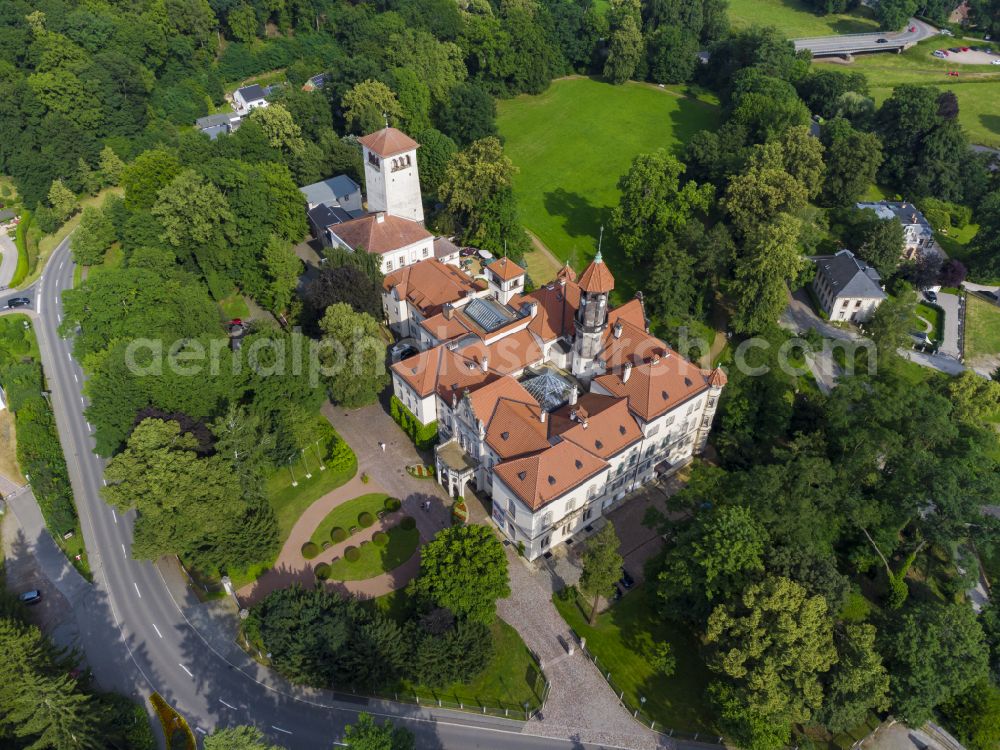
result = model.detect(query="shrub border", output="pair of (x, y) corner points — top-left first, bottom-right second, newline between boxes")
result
(149, 693), (195, 750)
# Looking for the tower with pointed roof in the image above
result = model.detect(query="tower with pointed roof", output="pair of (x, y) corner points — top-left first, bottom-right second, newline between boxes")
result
(571, 251), (615, 379)
(359, 126), (424, 223)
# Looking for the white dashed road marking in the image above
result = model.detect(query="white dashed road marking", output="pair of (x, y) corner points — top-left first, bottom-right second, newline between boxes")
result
(272, 726), (292, 735)
(219, 699), (236, 710)
(133, 582), (141, 598)
(179, 664), (193, 677)
(152, 623), (162, 638)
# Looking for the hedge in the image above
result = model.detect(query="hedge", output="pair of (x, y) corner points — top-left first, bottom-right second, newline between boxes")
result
(0, 322), (77, 535)
(331, 527), (347, 543)
(10, 210), (30, 286)
(358, 511), (374, 528)
(344, 546), (360, 562)
(372, 531), (388, 546)
(315, 563), (331, 580)
(400, 516), (416, 531)
(149, 693), (195, 750)
(301, 541), (319, 559)
(390, 395), (438, 451)
(384, 497), (401, 512)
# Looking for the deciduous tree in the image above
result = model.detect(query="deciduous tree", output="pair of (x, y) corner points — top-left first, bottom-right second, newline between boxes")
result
(409, 525), (510, 624)
(318, 303), (388, 407)
(604, 0), (642, 84)
(342, 713), (414, 750)
(730, 213), (804, 334)
(579, 524), (623, 623)
(341, 79), (402, 136)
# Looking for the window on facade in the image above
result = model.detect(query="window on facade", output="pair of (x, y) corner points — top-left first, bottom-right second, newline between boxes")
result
(665, 416), (675, 427)
(583, 507), (593, 521)
(423, 247), (429, 257)
(648, 424), (660, 436)
(708, 397), (716, 408)
(566, 499), (576, 512)
(587, 485), (597, 499)
(542, 511), (552, 527)
(507, 498), (516, 514)
(855, 300), (862, 307)
(541, 535), (550, 549)
(385, 261), (393, 271)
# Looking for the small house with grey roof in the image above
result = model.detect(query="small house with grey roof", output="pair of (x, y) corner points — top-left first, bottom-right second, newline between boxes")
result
(812, 249), (887, 323)
(856, 201), (940, 261)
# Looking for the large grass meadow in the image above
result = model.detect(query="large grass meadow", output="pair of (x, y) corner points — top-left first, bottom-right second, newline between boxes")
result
(727, 0), (878, 37)
(497, 77), (719, 299)
(839, 38), (1000, 148)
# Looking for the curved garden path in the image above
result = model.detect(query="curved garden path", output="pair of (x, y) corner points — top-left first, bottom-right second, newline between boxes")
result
(237, 402), (454, 606)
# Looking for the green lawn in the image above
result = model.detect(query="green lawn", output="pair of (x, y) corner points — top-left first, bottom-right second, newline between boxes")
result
(309, 493), (390, 547)
(965, 294), (1000, 359)
(840, 38), (1000, 148)
(325, 524), (419, 581)
(728, 0), (878, 37)
(552, 586), (716, 733)
(219, 292), (251, 320)
(914, 302), (943, 341)
(497, 77), (719, 301)
(266, 421), (357, 540)
(372, 591), (546, 712)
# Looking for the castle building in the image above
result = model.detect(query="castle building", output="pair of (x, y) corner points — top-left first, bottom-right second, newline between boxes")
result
(387, 254), (726, 561)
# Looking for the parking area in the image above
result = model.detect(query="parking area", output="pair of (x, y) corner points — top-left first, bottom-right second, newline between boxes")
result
(931, 47), (1000, 64)
(2, 514), (80, 646)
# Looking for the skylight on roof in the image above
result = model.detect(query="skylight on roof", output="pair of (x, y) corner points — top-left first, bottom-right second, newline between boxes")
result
(547, 475), (556, 485)
(521, 369), (573, 412)
(464, 297), (515, 333)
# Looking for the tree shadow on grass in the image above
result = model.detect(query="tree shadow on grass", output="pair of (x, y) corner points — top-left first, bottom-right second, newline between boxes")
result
(980, 113), (1000, 136)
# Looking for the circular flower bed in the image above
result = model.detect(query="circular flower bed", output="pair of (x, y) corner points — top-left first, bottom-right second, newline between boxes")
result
(384, 497), (401, 512)
(344, 546), (361, 562)
(400, 515), (416, 531)
(301, 541), (319, 559)
(358, 511), (375, 528)
(372, 531), (389, 546)
(452, 501), (469, 525)
(330, 527), (347, 543)
(314, 563), (331, 580)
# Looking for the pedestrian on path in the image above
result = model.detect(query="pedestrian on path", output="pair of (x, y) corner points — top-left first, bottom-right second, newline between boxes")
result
(379, 441), (386, 452)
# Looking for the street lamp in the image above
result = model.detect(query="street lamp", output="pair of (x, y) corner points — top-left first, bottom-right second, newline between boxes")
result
(523, 701), (530, 720)
(288, 462), (298, 487)
(301, 448), (312, 479)
(311, 439), (326, 471)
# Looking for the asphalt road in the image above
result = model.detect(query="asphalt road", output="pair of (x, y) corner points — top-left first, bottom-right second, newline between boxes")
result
(793, 17), (937, 56)
(1, 240), (653, 750)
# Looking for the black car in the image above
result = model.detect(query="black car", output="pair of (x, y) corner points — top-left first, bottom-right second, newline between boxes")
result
(619, 567), (635, 589)
(18, 590), (42, 605)
(924, 290), (938, 303)
(876, 38), (889, 43)
(6, 297), (31, 309)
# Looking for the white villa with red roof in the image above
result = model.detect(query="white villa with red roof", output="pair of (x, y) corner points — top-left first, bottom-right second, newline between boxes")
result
(387, 251), (726, 561)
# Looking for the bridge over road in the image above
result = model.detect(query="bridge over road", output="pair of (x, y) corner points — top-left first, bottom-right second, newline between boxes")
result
(794, 17), (938, 57)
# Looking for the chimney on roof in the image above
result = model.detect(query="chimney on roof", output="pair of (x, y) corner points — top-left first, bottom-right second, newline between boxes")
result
(911, 213), (917, 223)
(481, 356), (489, 373)
(651, 353), (660, 365)
(528, 301), (538, 318)
(569, 384), (578, 406)
(613, 321), (622, 339)
(376, 212), (386, 224)
(582, 419), (589, 429)
(452, 392), (458, 409)
(540, 410), (547, 424)
(623, 362), (632, 383)
(443, 303), (453, 320)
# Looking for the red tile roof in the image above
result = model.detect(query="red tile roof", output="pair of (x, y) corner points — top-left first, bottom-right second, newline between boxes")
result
(559, 399), (644, 460)
(594, 350), (710, 422)
(577, 253), (615, 294)
(383, 259), (476, 317)
(465, 375), (537, 424)
(358, 127), (419, 158)
(494, 440), (608, 511)
(391, 345), (495, 401)
(489, 257), (525, 282)
(485, 398), (551, 459)
(331, 213), (432, 255)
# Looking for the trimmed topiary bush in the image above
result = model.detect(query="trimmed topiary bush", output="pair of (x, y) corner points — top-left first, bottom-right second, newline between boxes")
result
(373, 531), (389, 546)
(400, 516), (416, 531)
(301, 541), (319, 559)
(344, 546), (361, 562)
(331, 527), (347, 543)
(384, 497), (402, 512)
(358, 511), (375, 528)
(315, 563), (331, 580)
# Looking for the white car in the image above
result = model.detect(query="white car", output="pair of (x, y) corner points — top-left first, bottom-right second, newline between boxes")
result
(993, 59), (1000, 65)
